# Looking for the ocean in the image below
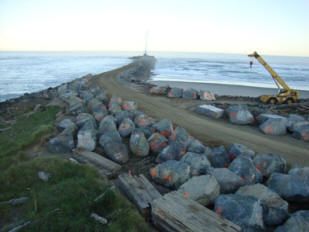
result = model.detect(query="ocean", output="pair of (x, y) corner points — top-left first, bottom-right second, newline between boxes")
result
(1, 51), (309, 102)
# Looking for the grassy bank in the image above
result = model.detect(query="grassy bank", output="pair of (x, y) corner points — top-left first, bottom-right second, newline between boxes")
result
(0, 105), (153, 231)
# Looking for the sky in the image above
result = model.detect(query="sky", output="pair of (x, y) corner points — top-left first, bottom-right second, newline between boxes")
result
(0, 0), (308, 56)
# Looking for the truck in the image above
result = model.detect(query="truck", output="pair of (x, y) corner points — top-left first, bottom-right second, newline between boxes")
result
(248, 51), (299, 104)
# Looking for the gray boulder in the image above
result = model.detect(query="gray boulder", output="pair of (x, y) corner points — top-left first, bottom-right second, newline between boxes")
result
(287, 114), (305, 131)
(67, 96), (85, 115)
(187, 138), (206, 154)
(182, 88), (198, 99)
(118, 118), (135, 137)
(56, 119), (76, 132)
(228, 143), (255, 160)
(199, 90), (216, 101)
(291, 121), (309, 142)
(134, 114), (153, 128)
(267, 167), (309, 202)
(149, 160), (191, 189)
(153, 119), (173, 137)
(274, 210), (309, 232)
(236, 184), (289, 226)
(207, 146), (229, 168)
(122, 101), (137, 111)
(167, 87), (183, 98)
(195, 104), (224, 119)
(214, 194), (264, 231)
(256, 114), (287, 124)
(229, 155), (263, 185)
(47, 127), (75, 153)
(212, 168), (243, 194)
(79, 91), (94, 104)
(253, 153), (286, 178)
(109, 95), (122, 105)
(77, 121), (97, 151)
(129, 130), (149, 157)
(226, 105), (255, 125)
(76, 113), (96, 129)
(177, 175), (220, 206)
(114, 110), (134, 125)
(99, 132), (128, 164)
(108, 103), (122, 115)
(148, 133), (168, 155)
(150, 86), (168, 95)
(156, 126), (189, 163)
(98, 115), (117, 135)
(180, 152), (212, 176)
(259, 117), (288, 136)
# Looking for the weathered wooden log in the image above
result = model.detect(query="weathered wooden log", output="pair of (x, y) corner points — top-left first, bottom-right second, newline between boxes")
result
(115, 174), (162, 215)
(73, 148), (121, 178)
(151, 191), (241, 232)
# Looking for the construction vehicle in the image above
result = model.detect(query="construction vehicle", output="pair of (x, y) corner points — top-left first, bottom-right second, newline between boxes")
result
(248, 51), (299, 104)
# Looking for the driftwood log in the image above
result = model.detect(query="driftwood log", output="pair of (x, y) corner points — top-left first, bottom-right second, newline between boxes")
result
(115, 174), (161, 215)
(73, 148), (121, 178)
(151, 191), (241, 232)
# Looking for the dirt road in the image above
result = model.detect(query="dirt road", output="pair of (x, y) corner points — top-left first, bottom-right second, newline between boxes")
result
(94, 67), (309, 167)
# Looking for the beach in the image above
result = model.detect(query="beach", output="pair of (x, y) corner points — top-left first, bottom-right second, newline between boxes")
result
(150, 80), (309, 99)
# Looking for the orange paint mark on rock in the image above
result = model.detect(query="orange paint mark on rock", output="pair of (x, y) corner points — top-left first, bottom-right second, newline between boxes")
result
(150, 169), (156, 177)
(184, 193), (190, 198)
(161, 130), (170, 137)
(301, 132), (309, 141)
(255, 165), (263, 173)
(228, 154), (237, 160)
(216, 206), (222, 216)
(100, 105), (105, 109)
(230, 112), (237, 119)
(264, 126), (273, 134)
(241, 177), (247, 182)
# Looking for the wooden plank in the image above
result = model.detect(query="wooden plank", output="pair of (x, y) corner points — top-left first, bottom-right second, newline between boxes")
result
(115, 173), (162, 215)
(151, 191), (241, 232)
(73, 148), (121, 178)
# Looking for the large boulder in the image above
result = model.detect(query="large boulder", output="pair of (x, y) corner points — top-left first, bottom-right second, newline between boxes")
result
(207, 146), (229, 168)
(180, 152), (212, 176)
(229, 155), (263, 185)
(256, 113), (287, 124)
(93, 89), (107, 103)
(212, 168), (243, 194)
(177, 175), (220, 206)
(236, 184), (289, 226)
(167, 87), (183, 98)
(108, 103), (122, 115)
(86, 98), (101, 111)
(118, 118), (135, 137)
(253, 153), (286, 178)
(122, 101), (137, 111)
(182, 88), (198, 99)
(148, 133), (168, 155)
(228, 143), (255, 161)
(77, 121), (97, 151)
(226, 105), (254, 125)
(199, 90), (216, 101)
(187, 138), (206, 154)
(56, 119), (76, 132)
(153, 119), (174, 137)
(149, 160), (191, 189)
(274, 210), (309, 232)
(67, 96), (85, 115)
(114, 110), (134, 125)
(195, 104), (224, 119)
(99, 132), (128, 164)
(98, 115), (117, 135)
(267, 167), (309, 202)
(47, 127), (75, 153)
(109, 95), (122, 105)
(214, 194), (264, 231)
(291, 121), (309, 142)
(76, 113), (96, 129)
(129, 130), (149, 157)
(156, 126), (189, 163)
(259, 118), (288, 136)
(286, 114), (305, 131)
(134, 114), (153, 128)
(79, 90), (94, 104)
(150, 86), (168, 95)
(92, 104), (108, 122)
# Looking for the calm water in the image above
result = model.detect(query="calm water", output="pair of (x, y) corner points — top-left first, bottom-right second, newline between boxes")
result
(1, 51), (309, 102)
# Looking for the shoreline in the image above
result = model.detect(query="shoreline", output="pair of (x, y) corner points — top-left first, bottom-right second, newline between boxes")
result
(149, 80), (309, 99)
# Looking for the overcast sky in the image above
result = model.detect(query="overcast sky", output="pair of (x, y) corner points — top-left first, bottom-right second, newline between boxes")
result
(0, 0), (308, 56)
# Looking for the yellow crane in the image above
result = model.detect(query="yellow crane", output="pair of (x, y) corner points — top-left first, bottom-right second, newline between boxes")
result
(248, 51), (299, 104)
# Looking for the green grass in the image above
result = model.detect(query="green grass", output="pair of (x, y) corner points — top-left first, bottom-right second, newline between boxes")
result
(0, 106), (60, 157)
(0, 157), (152, 232)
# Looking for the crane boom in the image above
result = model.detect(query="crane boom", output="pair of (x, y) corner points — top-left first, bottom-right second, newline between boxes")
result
(248, 51), (290, 90)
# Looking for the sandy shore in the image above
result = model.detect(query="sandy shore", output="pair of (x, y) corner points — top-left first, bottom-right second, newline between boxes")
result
(150, 80), (309, 99)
